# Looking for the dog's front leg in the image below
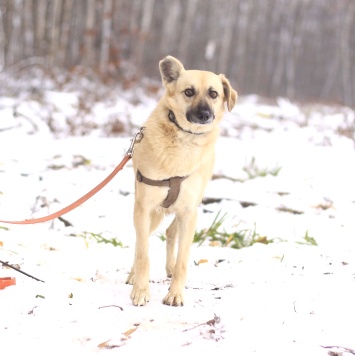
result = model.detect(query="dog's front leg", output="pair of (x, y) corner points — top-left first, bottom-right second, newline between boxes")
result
(129, 205), (151, 306)
(163, 209), (197, 306)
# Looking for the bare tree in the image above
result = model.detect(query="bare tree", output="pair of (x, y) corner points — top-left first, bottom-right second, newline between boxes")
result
(0, 0), (354, 107)
(340, 0), (354, 106)
(99, 0), (113, 73)
(83, 0), (96, 67)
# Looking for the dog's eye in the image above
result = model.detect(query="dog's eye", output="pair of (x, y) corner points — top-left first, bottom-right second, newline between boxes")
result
(209, 90), (218, 99)
(184, 89), (195, 97)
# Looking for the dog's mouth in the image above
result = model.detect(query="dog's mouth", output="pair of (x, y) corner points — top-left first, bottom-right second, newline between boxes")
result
(168, 110), (208, 136)
(186, 105), (215, 125)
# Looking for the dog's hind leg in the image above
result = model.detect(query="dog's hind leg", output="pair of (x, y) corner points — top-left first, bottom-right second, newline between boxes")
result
(165, 217), (178, 277)
(163, 209), (197, 306)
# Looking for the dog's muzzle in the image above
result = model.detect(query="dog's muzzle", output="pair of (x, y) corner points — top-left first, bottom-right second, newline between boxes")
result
(186, 105), (215, 125)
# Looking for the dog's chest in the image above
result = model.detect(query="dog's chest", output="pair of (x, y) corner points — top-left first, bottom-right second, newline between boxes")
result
(159, 138), (210, 173)
(135, 134), (213, 179)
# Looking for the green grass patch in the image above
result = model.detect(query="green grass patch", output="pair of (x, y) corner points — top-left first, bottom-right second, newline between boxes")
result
(243, 156), (282, 180)
(296, 230), (318, 246)
(158, 211), (274, 249)
(78, 231), (125, 248)
(193, 211), (272, 248)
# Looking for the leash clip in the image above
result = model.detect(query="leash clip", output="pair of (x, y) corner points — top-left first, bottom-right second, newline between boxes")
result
(126, 127), (145, 157)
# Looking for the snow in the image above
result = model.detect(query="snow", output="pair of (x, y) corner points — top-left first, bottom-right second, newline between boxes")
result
(1, 78), (355, 355)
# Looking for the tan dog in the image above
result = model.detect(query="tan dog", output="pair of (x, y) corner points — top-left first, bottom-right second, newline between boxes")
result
(126, 56), (237, 306)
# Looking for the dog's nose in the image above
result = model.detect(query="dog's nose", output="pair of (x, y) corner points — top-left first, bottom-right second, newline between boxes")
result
(197, 109), (212, 121)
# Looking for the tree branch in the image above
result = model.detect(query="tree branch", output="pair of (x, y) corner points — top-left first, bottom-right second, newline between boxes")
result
(0, 259), (45, 283)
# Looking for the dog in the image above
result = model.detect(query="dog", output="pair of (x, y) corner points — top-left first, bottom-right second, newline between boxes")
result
(126, 55), (237, 306)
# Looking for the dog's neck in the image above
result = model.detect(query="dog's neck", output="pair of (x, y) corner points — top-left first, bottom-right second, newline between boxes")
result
(168, 110), (205, 136)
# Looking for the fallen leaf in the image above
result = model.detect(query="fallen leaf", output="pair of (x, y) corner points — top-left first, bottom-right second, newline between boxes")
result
(123, 326), (138, 338)
(97, 339), (111, 348)
(72, 277), (84, 282)
(196, 259), (208, 265)
(207, 314), (220, 326)
(97, 337), (125, 350)
(254, 236), (270, 244)
(97, 339), (121, 349)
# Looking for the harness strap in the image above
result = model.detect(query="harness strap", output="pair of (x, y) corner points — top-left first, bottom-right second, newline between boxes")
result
(136, 169), (188, 208)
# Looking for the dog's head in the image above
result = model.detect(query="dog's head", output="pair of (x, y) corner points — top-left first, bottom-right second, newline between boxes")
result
(159, 56), (237, 134)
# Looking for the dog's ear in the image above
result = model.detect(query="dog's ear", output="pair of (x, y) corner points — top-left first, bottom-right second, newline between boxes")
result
(159, 56), (185, 86)
(220, 74), (237, 112)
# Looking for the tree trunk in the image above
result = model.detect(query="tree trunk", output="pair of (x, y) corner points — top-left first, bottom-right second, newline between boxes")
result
(0, 0), (354, 107)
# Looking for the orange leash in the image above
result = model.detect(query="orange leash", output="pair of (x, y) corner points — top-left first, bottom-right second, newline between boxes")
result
(0, 127), (144, 225)
(0, 155), (131, 225)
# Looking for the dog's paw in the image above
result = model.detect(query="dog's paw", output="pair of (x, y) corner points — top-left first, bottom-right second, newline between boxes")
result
(130, 285), (150, 306)
(162, 291), (184, 307)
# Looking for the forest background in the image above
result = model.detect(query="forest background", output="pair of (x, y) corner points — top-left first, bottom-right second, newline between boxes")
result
(1, 0), (354, 108)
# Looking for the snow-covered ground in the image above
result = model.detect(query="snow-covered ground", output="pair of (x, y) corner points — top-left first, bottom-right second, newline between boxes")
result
(1, 75), (355, 355)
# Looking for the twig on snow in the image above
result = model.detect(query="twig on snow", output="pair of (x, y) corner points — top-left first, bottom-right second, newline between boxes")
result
(0, 259), (45, 283)
(182, 314), (220, 332)
(98, 304), (124, 311)
(321, 345), (355, 355)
